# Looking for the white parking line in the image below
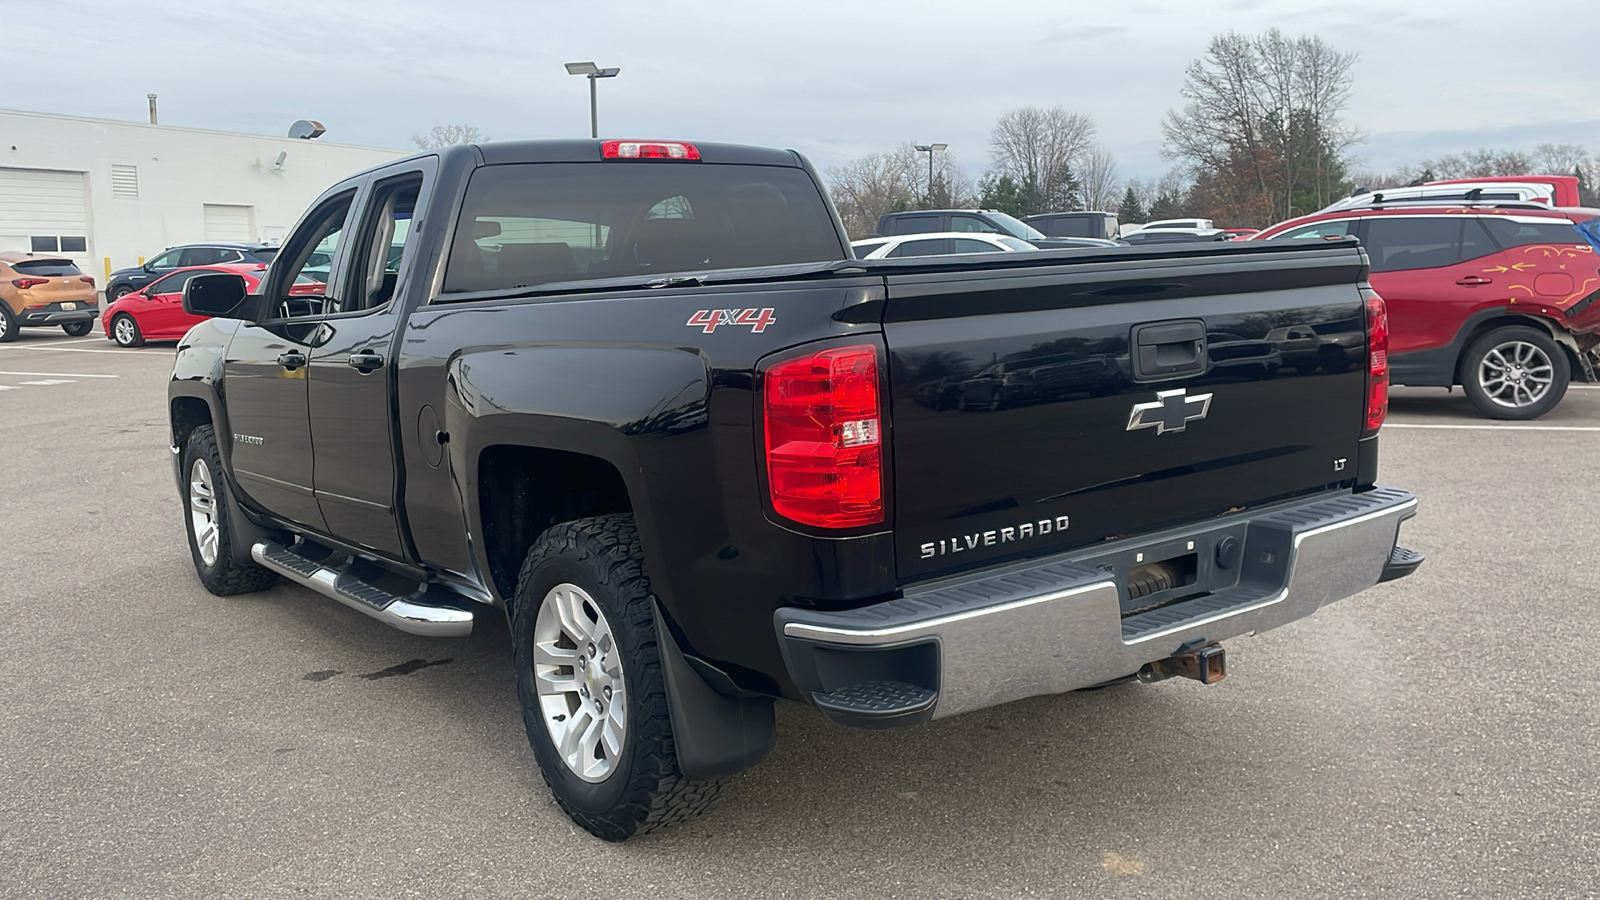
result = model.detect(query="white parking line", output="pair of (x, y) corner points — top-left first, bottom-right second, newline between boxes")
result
(18, 380), (74, 385)
(1385, 423), (1600, 432)
(0, 337), (106, 349)
(0, 370), (118, 378)
(0, 345), (167, 355)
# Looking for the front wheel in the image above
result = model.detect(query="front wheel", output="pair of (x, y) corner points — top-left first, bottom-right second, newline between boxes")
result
(181, 424), (277, 595)
(1461, 326), (1569, 420)
(510, 514), (725, 841)
(111, 314), (144, 348)
(62, 321), (93, 337)
(108, 285), (132, 303)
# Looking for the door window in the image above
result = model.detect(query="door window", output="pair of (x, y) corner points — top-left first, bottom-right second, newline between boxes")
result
(342, 174), (422, 313)
(270, 191), (355, 318)
(180, 247), (227, 266)
(1273, 219), (1353, 241)
(952, 238), (1000, 254)
(1362, 217), (1462, 272)
(147, 249), (182, 269)
(147, 269), (213, 296)
(951, 216), (1001, 233)
(1457, 218), (1497, 263)
(887, 239), (948, 257)
(886, 215), (938, 235)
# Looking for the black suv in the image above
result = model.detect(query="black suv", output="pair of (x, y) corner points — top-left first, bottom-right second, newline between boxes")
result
(106, 243), (278, 301)
(1024, 211), (1120, 240)
(874, 209), (1121, 248)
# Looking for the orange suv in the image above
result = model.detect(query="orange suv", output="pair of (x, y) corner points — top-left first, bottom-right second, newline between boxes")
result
(0, 252), (99, 342)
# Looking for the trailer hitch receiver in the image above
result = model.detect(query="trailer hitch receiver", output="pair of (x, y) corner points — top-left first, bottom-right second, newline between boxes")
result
(1137, 640), (1226, 685)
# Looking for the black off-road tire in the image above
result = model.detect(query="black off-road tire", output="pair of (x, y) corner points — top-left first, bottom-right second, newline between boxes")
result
(62, 321), (93, 337)
(510, 514), (726, 841)
(111, 313), (144, 348)
(0, 305), (17, 342)
(181, 424), (278, 596)
(1460, 326), (1569, 421)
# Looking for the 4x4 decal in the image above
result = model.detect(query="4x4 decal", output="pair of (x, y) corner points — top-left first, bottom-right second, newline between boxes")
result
(686, 308), (777, 333)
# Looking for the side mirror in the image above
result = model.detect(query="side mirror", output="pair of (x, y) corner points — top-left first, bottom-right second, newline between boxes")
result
(183, 273), (253, 320)
(142, 262), (156, 273)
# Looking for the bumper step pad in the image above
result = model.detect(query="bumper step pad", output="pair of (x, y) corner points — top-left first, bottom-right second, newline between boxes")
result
(813, 681), (937, 729)
(1379, 545), (1425, 583)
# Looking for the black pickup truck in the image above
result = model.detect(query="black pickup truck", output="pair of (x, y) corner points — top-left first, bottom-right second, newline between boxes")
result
(169, 138), (1422, 841)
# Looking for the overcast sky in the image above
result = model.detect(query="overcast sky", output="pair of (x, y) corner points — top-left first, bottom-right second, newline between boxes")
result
(8, 0), (1598, 184)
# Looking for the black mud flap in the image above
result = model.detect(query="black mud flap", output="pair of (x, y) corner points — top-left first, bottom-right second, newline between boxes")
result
(652, 603), (776, 781)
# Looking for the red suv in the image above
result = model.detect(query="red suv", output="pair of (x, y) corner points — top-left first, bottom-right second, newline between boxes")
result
(1255, 202), (1600, 418)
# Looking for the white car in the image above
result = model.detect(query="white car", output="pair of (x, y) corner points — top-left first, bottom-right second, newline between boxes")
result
(1316, 182), (1552, 214)
(1120, 218), (1215, 237)
(851, 232), (1040, 259)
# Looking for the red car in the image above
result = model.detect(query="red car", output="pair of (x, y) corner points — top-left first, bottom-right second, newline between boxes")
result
(1255, 200), (1600, 418)
(102, 263), (266, 347)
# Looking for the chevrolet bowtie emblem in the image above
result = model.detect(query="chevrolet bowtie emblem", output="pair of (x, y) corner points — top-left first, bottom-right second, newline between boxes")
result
(1127, 388), (1213, 434)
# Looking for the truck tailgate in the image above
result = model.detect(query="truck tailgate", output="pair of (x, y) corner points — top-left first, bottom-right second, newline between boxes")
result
(881, 244), (1372, 582)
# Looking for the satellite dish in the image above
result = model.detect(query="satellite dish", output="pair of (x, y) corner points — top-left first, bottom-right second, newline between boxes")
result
(287, 119), (326, 140)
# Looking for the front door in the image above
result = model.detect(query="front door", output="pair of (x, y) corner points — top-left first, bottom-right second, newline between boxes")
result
(307, 166), (431, 558)
(223, 189), (360, 531)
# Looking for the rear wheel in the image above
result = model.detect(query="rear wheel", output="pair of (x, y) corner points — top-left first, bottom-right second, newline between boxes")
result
(181, 424), (277, 595)
(1461, 326), (1569, 420)
(62, 321), (93, 337)
(111, 313), (144, 348)
(510, 514), (725, 841)
(0, 305), (16, 343)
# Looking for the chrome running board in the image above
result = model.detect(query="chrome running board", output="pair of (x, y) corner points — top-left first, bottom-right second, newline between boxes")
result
(251, 540), (475, 637)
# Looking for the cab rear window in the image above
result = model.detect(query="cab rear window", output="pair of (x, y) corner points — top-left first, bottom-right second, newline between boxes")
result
(440, 163), (844, 295)
(11, 259), (82, 277)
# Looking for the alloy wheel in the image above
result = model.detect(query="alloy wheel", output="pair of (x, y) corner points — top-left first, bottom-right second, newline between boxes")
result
(188, 457), (220, 567)
(1477, 340), (1554, 409)
(532, 582), (627, 783)
(114, 317), (136, 346)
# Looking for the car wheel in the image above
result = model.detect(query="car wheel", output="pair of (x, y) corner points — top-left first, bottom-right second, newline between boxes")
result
(108, 285), (133, 302)
(1461, 326), (1569, 420)
(181, 424), (278, 596)
(62, 321), (93, 337)
(111, 313), (144, 347)
(510, 514), (726, 841)
(0, 305), (16, 343)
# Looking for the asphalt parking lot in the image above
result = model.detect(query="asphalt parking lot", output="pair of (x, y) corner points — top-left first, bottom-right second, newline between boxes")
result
(2, 325), (1596, 900)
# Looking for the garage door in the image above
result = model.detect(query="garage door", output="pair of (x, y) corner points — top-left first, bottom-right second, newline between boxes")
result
(0, 167), (92, 268)
(203, 204), (255, 242)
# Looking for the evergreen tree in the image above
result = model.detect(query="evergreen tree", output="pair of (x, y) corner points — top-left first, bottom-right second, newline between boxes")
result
(1118, 186), (1147, 224)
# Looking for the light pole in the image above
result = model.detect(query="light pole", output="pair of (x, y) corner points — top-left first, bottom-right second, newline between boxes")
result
(914, 143), (947, 205)
(564, 62), (621, 138)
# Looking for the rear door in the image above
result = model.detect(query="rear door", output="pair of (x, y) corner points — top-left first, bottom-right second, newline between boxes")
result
(881, 245), (1370, 582)
(1359, 215), (1500, 355)
(305, 162), (433, 558)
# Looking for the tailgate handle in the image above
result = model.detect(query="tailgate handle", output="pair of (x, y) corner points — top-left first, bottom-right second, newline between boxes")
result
(1132, 319), (1207, 381)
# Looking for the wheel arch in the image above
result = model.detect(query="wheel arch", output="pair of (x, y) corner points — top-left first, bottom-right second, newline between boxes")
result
(1452, 312), (1585, 384)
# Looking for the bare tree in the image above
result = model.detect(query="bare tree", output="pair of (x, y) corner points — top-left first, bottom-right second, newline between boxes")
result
(413, 124), (489, 149)
(1163, 30), (1359, 222)
(1077, 144), (1121, 211)
(825, 143), (976, 239)
(988, 106), (1097, 214)
(1532, 143), (1590, 175)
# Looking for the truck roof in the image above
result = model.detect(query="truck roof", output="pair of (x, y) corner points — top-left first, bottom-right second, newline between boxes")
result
(378, 139), (804, 170)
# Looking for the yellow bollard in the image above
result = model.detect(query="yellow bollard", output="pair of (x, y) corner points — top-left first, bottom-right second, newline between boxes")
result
(103, 258), (111, 281)
(137, 256), (144, 266)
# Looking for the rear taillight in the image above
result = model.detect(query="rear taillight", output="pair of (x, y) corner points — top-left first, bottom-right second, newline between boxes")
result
(601, 140), (701, 160)
(11, 277), (48, 289)
(79, 276), (95, 285)
(762, 344), (884, 528)
(1364, 287), (1389, 434)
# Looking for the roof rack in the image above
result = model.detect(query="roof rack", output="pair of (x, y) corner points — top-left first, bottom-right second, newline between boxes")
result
(1339, 197), (1554, 212)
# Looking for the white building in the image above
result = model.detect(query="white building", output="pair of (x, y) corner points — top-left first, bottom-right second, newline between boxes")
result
(0, 108), (406, 283)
